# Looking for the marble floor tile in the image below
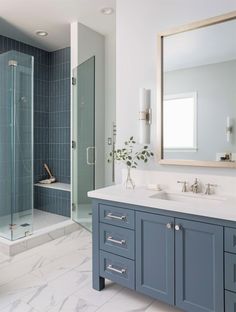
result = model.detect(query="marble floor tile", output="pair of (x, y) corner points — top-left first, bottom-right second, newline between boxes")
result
(71, 279), (122, 308)
(48, 295), (99, 312)
(146, 300), (183, 311)
(0, 227), (183, 312)
(0, 273), (44, 310)
(24, 270), (92, 311)
(95, 288), (154, 312)
(31, 249), (92, 283)
(0, 253), (50, 287)
(1, 299), (38, 312)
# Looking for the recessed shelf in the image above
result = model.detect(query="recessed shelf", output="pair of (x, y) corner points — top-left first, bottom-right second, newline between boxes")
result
(34, 182), (71, 192)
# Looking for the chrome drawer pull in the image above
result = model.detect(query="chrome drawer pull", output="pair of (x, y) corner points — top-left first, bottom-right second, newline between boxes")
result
(106, 213), (126, 221)
(107, 236), (126, 245)
(107, 264), (126, 275)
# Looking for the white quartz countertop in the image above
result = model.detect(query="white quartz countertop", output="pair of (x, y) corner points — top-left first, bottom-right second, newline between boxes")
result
(88, 184), (236, 222)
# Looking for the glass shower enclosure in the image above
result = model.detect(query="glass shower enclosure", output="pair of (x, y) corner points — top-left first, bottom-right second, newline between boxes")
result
(0, 51), (34, 241)
(72, 56), (95, 231)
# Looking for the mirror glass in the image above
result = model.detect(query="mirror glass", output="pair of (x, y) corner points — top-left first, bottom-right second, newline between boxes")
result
(163, 18), (236, 163)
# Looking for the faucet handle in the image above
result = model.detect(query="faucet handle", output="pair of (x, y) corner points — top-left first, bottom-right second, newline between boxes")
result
(190, 178), (201, 193)
(177, 180), (188, 192)
(205, 183), (218, 195)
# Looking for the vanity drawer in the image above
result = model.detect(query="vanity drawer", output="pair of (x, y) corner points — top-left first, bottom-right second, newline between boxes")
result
(100, 223), (135, 259)
(225, 253), (236, 292)
(225, 291), (236, 312)
(100, 251), (135, 289)
(225, 227), (236, 254)
(99, 204), (134, 229)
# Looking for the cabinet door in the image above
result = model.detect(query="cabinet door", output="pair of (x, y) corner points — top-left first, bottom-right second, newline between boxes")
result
(136, 212), (174, 305)
(175, 219), (223, 312)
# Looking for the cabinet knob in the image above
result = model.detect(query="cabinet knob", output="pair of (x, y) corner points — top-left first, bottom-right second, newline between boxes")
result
(166, 223), (173, 229)
(175, 224), (181, 231)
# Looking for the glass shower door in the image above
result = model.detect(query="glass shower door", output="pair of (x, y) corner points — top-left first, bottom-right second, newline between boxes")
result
(0, 53), (12, 240)
(12, 52), (34, 240)
(72, 56), (95, 231)
(0, 51), (34, 240)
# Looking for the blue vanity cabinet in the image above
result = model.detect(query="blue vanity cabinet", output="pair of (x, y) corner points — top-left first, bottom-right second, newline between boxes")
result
(93, 202), (135, 291)
(225, 291), (236, 312)
(92, 199), (225, 312)
(136, 212), (175, 305)
(224, 227), (236, 311)
(175, 219), (224, 312)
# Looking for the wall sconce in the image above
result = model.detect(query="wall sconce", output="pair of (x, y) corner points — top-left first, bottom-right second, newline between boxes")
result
(226, 116), (233, 143)
(139, 88), (151, 144)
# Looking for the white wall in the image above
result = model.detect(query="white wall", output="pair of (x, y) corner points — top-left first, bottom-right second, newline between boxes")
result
(116, 0), (236, 181)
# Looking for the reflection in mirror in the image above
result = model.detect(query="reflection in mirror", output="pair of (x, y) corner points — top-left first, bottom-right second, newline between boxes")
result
(163, 18), (236, 163)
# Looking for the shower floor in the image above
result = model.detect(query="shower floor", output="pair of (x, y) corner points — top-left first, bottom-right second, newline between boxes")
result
(0, 209), (80, 256)
(73, 203), (92, 232)
(33, 209), (69, 230)
(0, 209), (69, 241)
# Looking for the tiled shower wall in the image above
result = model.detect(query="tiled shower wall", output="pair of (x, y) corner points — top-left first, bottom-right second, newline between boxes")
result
(35, 47), (71, 184)
(0, 35), (50, 184)
(34, 187), (71, 217)
(0, 35), (71, 217)
(35, 48), (71, 217)
(48, 48), (71, 184)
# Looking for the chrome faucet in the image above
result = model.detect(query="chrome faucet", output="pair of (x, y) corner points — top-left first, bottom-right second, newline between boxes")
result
(190, 178), (201, 193)
(205, 183), (217, 195)
(177, 180), (188, 192)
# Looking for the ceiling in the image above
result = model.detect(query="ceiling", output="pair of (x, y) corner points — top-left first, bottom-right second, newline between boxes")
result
(164, 18), (236, 71)
(0, 0), (116, 51)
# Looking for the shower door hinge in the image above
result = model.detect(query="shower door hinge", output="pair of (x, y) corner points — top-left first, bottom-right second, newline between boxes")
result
(72, 140), (76, 149)
(72, 203), (76, 211)
(72, 77), (76, 85)
(8, 60), (18, 67)
(9, 224), (17, 230)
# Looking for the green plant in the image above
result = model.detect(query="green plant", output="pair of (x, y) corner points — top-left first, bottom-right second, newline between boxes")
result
(108, 136), (154, 168)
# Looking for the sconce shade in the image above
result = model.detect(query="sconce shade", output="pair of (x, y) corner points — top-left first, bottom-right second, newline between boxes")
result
(226, 116), (233, 143)
(139, 88), (151, 144)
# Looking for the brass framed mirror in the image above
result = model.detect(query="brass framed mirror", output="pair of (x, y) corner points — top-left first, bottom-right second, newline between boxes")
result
(157, 11), (236, 168)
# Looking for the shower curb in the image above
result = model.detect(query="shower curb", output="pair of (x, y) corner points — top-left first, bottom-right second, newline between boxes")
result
(0, 220), (81, 256)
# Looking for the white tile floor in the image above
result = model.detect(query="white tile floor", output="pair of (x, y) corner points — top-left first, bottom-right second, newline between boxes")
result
(0, 225), (183, 312)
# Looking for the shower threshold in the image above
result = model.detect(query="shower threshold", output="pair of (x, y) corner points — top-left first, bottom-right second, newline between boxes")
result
(0, 215), (80, 256)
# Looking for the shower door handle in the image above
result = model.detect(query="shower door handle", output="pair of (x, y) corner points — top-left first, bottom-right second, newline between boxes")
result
(86, 147), (96, 165)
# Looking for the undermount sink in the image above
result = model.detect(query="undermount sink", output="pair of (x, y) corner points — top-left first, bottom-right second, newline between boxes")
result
(150, 192), (225, 206)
